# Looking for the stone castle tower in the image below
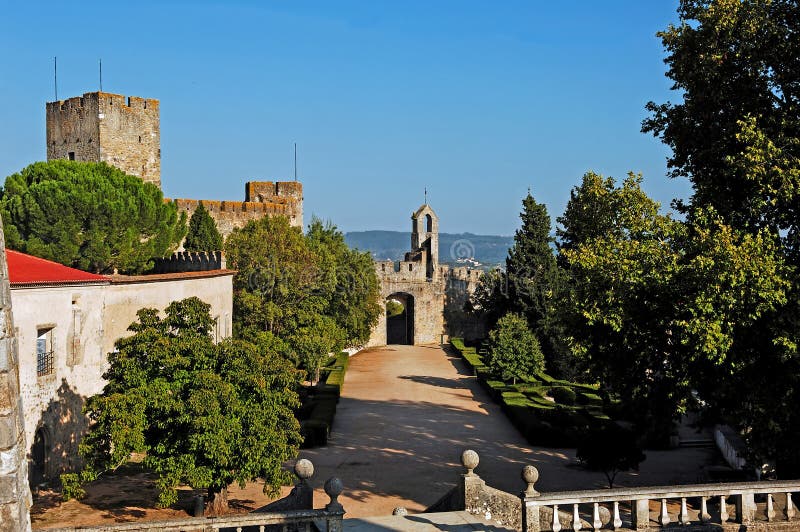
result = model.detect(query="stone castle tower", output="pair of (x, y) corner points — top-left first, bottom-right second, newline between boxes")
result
(46, 92), (161, 188)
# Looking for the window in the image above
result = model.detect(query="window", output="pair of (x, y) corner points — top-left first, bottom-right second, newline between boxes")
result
(37, 328), (54, 377)
(408, 264), (413, 272)
(67, 152), (75, 160)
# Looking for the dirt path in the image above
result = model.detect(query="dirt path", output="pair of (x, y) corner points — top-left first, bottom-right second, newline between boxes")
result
(32, 344), (717, 528)
(298, 345), (717, 518)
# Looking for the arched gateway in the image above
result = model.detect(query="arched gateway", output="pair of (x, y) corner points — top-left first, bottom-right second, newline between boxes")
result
(368, 204), (446, 346)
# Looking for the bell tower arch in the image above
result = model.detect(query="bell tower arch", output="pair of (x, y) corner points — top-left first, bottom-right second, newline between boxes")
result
(411, 204), (439, 279)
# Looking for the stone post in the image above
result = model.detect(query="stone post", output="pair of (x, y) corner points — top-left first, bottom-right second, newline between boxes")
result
(460, 449), (487, 512)
(736, 491), (757, 524)
(0, 227), (32, 531)
(521, 465), (541, 532)
(324, 477), (345, 532)
(631, 499), (650, 529)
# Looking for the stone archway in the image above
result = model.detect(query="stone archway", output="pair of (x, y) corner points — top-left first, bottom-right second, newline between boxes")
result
(386, 293), (414, 345)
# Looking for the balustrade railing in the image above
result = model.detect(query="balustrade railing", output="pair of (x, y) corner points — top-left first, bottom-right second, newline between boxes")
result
(450, 450), (800, 531)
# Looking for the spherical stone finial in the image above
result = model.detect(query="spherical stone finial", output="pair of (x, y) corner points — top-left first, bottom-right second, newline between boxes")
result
(461, 449), (479, 476)
(324, 477), (345, 513)
(393, 507), (408, 516)
(522, 465), (540, 497)
(294, 459), (314, 480)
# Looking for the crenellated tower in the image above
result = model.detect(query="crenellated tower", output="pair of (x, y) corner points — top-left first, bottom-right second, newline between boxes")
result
(46, 92), (161, 188)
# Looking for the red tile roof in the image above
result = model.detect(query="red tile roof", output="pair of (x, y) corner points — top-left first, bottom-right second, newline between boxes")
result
(5, 249), (110, 287)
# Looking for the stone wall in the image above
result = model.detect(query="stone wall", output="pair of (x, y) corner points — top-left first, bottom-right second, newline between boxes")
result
(443, 266), (486, 341)
(47, 92), (161, 188)
(172, 181), (304, 237)
(0, 227), (32, 530)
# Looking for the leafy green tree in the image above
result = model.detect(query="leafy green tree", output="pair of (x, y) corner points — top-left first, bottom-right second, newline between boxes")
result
(577, 425), (646, 488)
(487, 313), (544, 384)
(0, 160), (185, 273)
(558, 174), (789, 441)
(386, 299), (405, 318)
(643, 0), (800, 250)
(306, 218), (381, 347)
(64, 297), (302, 514)
(184, 202), (223, 251)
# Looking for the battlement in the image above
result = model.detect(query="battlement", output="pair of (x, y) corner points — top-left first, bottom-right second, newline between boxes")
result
(47, 92), (159, 113)
(152, 251), (226, 273)
(245, 181), (303, 202)
(170, 180), (303, 237)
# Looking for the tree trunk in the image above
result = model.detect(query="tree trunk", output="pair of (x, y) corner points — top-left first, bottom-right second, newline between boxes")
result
(206, 486), (229, 516)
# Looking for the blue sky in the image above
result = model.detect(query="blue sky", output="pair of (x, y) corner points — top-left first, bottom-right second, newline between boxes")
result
(0, 1), (690, 235)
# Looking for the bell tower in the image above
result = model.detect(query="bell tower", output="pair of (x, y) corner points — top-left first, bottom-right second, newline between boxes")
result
(411, 204), (438, 279)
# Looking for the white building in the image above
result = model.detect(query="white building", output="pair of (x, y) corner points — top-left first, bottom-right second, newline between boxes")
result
(7, 250), (234, 486)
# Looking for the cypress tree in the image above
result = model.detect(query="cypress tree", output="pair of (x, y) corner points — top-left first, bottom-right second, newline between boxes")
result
(184, 202), (223, 251)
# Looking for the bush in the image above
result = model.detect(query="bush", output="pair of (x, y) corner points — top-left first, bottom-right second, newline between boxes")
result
(549, 386), (577, 405)
(299, 352), (351, 448)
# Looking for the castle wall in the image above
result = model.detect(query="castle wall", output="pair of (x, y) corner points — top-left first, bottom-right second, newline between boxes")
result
(46, 92), (161, 188)
(443, 266), (486, 341)
(0, 235), (32, 530)
(97, 94), (160, 188)
(46, 95), (101, 164)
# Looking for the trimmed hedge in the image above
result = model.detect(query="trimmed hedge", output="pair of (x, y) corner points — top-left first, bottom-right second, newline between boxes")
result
(300, 352), (351, 448)
(450, 338), (616, 447)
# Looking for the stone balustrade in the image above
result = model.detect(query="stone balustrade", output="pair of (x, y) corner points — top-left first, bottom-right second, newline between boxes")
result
(439, 450), (800, 532)
(45, 460), (344, 532)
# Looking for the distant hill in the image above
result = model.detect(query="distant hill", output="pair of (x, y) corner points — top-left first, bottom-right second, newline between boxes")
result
(345, 230), (513, 269)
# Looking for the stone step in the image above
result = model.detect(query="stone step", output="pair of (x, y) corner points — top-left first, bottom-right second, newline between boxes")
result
(332, 511), (516, 531)
(679, 438), (715, 448)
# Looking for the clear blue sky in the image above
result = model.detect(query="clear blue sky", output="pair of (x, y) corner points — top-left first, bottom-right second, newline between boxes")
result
(0, 0), (690, 235)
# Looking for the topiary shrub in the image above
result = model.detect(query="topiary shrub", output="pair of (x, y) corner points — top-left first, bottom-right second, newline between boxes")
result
(549, 386), (577, 405)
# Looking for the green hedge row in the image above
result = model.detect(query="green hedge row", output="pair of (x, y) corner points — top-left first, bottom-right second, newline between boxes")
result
(450, 338), (613, 447)
(300, 352), (351, 448)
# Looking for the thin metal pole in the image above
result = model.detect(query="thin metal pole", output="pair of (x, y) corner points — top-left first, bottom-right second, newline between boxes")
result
(294, 142), (297, 182)
(54, 57), (58, 101)
(99, 59), (103, 92)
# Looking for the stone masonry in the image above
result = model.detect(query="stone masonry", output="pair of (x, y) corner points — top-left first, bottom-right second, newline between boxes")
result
(172, 181), (304, 236)
(0, 220), (32, 531)
(47, 92), (161, 188)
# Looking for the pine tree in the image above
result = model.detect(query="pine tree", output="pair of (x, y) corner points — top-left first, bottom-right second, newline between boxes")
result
(184, 202), (223, 251)
(506, 191), (559, 330)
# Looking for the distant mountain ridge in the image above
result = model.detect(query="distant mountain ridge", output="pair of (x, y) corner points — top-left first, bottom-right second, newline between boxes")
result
(345, 230), (513, 269)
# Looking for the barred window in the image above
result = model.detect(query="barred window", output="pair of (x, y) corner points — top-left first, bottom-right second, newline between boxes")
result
(37, 328), (54, 377)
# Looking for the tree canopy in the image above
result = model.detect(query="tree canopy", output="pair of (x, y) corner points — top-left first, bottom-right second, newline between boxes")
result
(184, 202), (223, 251)
(0, 160), (185, 274)
(64, 297), (302, 514)
(225, 215), (380, 382)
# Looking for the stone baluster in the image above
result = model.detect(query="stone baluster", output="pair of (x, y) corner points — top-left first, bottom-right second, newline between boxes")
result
(736, 491), (756, 524)
(612, 502), (622, 530)
(720, 495), (729, 523)
(659, 498), (670, 526)
(592, 503), (602, 530)
(767, 493), (776, 521)
(572, 503), (582, 531)
(553, 505), (562, 532)
(632, 499), (650, 529)
(699, 496), (711, 523)
(786, 493), (795, 520)
(678, 497), (689, 525)
(324, 477), (345, 532)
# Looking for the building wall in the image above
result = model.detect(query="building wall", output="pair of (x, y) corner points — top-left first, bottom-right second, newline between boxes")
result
(46, 92), (161, 188)
(11, 273), (233, 482)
